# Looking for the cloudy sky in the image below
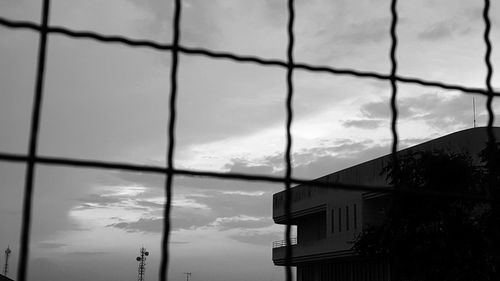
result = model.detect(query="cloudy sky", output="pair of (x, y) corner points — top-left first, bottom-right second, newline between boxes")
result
(1, 0), (499, 281)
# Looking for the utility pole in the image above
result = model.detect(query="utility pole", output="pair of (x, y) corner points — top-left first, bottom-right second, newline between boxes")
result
(183, 272), (192, 281)
(136, 247), (149, 281)
(3, 246), (10, 277)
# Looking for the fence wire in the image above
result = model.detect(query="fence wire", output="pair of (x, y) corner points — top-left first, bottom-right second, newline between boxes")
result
(0, 0), (496, 281)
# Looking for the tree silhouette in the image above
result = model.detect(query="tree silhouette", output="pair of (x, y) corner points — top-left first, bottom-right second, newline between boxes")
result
(354, 149), (497, 281)
(478, 141), (500, 281)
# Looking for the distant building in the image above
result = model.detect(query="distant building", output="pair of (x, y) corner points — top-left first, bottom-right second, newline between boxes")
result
(272, 127), (499, 281)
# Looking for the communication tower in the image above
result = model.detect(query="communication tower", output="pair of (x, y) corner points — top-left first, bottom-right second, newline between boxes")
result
(136, 247), (149, 281)
(3, 246), (11, 276)
(183, 272), (192, 281)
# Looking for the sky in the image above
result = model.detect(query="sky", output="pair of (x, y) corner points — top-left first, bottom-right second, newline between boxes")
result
(0, 0), (500, 281)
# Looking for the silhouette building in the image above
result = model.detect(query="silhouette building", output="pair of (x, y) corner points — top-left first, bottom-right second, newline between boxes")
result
(272, 127), (499, 281)
(0, 274), (14, 281)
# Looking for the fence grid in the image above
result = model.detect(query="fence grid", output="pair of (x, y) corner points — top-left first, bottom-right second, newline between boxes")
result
(0, 0), (496, 281)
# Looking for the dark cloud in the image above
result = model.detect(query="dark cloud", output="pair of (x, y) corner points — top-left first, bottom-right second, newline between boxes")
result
(223, 158), (275, 175)
(170, 241), (190, 244)
(105, 135), (430, 236)
(342, 119), (384, 129)
(110, 172), (165, 189)
(77, 194), (123, 205)
(136, 200), (164, 209)
(196, 192), (273, 219)
(66, 251), (110, 257)
(37, 242), (67, 249)
(360, 100), (413, 119)
(107, 218), (163, 233)
(292, 144), (390, 180)
(213, 217), (274, 231)
(418, 22), (456, 40)
(74, 193), (152, 212)
(400, 137), (433, 148)
(358, 93), (477, 130)
(229, 231), (281, 246)
(336, 18), (390, 44)
(107, 210), (216, 232)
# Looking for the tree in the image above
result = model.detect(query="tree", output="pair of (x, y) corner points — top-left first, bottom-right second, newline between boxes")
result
(354, 149), (495, 281)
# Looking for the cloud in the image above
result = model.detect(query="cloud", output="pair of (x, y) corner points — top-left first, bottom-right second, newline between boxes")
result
(229, 231), (281, 246)
(107, 218), (163, 233)
(400, 137), (433, 148)
(292, 144), (390, 179)
(418, 22), (457, 40)
(103, 132), (432, 237)
(357, 93), (477, 130)
(342, 119), (384, 129)
(223, 158), (275, 174)
(37, 242), (67, 249)
(209, 216), (274, 231)
(135, 200), (164, 209)
(106, 208), (216, 232)
(77, 193), (123, 206)
(360, 100), (413, 119)
(66, 251), (110, 257)
(221, 190), (266, 196)
(335, 18), (390, 44)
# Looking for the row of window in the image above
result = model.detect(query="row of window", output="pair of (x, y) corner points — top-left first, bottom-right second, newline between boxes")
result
(331, 204), (357, 233)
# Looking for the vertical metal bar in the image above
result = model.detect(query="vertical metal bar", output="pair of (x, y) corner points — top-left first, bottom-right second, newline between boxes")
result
(482, 2), (499, 275)
(18, 1), (51, 281)
(160, 0), (181, 280)
(389, 1), (399, 280)
(285, 1), (295, 281)
(389, 0), (399, 162)
(483, 0), (495, 142)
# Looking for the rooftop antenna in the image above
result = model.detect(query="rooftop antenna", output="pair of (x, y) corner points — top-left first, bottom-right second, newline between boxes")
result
(3, 246), (11, 277)
(473, 97), (477, 128)
(183, 272), (192, 281)
(136, 247), (149, 281)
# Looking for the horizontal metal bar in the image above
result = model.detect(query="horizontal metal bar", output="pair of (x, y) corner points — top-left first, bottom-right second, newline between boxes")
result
(0, 152), (497, 203)
(1, 17), (498, 98)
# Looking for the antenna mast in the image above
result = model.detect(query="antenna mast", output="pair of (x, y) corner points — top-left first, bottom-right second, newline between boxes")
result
(473, 97), (476, 128)
(183, 272), (192, 281)
(3, 246), (11, 276)
(136, 247), (149, 281)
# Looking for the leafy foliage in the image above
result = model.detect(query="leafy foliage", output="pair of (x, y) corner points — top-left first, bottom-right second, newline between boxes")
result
(354, 148), (498, 281)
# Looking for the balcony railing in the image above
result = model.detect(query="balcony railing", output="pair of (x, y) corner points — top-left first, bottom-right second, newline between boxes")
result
(272, 237), (297, 248)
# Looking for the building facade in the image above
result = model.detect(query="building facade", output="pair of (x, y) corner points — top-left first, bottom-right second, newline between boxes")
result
(272, 127), (499, 281)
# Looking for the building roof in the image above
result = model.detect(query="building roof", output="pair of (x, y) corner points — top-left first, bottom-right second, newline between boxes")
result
(0, 274), (14, 281)
(273, 127), (500, 220)
(299, 127), (499, 191)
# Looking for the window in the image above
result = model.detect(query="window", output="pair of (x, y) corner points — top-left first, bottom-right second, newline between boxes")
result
(331, 209), (335, 233)
(354, 204), (357, 229)
(346, 206), (349, 231)
(338, 207), (342, 232)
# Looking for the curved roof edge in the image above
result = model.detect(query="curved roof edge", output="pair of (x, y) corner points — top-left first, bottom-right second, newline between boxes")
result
(299, 127), (500, 189)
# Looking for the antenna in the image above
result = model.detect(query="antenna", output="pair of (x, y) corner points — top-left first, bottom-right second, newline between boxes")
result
(3, 246), (11, 277)
(136, 247), (149, 281)
(183, 272), (192, 281)
(473, 97), (476, 128)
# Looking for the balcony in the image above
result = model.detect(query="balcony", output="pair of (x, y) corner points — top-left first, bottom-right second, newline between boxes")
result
(272, 237), (297, 248)
(273, 185), (328, 223)
(272, 234), (357, 266)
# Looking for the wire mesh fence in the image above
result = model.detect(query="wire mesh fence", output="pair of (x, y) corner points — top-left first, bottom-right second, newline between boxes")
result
(0, 0), (497, 281)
